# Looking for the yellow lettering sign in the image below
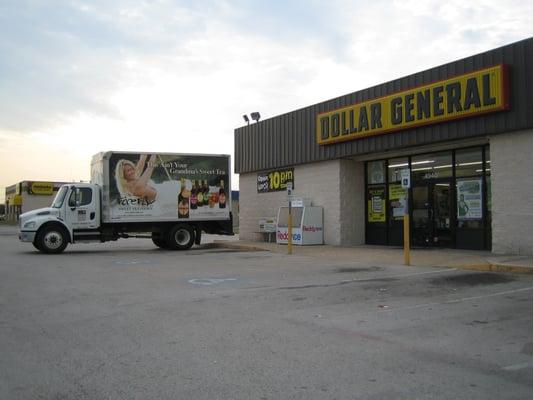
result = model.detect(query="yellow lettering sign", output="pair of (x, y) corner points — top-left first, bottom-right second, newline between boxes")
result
(317, 65), (509, 145)
(31, 182), (54, 195)
(12, 195), (22, 206)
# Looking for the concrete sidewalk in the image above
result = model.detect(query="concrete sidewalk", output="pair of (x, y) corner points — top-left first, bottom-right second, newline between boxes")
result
(213, 238), (533, 274)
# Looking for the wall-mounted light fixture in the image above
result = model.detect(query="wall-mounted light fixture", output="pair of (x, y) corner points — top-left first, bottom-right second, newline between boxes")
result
(250, 112), (261, 122)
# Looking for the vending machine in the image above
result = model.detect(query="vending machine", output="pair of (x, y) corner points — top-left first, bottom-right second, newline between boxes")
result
(276, 199), (323, 245)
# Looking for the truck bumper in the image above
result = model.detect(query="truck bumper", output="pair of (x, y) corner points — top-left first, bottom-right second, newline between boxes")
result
(19, 231), (37, 243)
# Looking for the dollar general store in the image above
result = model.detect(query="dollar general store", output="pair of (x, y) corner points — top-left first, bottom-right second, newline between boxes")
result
(234, 37), (533, 255)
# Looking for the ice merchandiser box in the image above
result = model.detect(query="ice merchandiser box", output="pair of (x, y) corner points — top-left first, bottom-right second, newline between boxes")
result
(276, 201), (323, 245)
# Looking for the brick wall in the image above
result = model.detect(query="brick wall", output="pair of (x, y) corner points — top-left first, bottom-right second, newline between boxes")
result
(490, 129), (533, 255)
(240, 160), (343, 244)
(239, 159), (367, 246)
(339, 159), (365, 246)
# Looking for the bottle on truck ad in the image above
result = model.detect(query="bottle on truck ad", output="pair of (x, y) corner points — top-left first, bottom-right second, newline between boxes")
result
(18, 151), (233, 254)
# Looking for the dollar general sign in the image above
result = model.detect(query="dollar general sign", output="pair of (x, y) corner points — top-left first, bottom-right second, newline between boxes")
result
(317, 65), (509, 145)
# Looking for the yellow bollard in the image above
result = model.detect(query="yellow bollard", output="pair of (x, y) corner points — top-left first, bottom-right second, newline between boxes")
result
(287, 206), (293, 255)
(403, 213), (410, 265)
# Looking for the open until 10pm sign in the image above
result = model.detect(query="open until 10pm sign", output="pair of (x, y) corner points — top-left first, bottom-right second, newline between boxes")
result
(257, 168), (294, 193)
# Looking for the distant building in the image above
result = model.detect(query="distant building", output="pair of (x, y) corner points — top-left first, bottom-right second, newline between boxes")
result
(5, 181), (71, 222)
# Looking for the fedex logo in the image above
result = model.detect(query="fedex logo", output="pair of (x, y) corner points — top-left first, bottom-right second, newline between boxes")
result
(277, 231), (301, 241)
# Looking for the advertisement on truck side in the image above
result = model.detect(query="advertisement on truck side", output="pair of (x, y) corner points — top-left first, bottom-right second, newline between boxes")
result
(108, 152), (230, 221)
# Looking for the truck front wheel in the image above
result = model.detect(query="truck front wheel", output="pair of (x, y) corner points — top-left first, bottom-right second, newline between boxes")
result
(166, 224), (195, 250)
(36, 225), (68, 254)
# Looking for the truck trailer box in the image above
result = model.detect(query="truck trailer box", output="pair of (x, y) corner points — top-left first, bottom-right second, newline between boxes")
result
(91, 151), (231, 224)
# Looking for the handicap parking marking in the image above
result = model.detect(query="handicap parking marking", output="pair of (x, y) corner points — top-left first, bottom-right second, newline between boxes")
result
(188, 278), (238, 286)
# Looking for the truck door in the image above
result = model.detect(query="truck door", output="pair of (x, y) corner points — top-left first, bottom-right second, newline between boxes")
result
(65, 187), (98, 230)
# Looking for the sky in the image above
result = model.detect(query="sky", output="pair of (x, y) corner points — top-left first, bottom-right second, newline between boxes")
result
(1, 0), (533, 203)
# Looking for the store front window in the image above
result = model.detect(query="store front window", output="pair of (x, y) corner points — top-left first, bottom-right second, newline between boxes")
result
(455, 147), (483, 178)
(366, 160), (387, 244)
(365, 146), (491, 250)
(387, 158), (408, 245)
(411, 152), (452, 182)
(367, 160), (385, 184)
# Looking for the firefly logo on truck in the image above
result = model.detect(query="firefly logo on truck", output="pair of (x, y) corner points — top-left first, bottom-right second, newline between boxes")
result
(317, 65), (510, 145)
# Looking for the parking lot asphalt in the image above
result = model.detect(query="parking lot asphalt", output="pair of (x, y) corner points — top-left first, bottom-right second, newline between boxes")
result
(1, 227), (532, 399)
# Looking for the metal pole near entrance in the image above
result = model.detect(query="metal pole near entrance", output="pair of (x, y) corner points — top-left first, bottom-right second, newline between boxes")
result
(401, 169), (411, 266)
(403, 191), (410, 265)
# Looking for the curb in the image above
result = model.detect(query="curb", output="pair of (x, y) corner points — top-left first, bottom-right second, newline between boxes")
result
(211, 241), (268, 252)
(213, 241), (533, 274)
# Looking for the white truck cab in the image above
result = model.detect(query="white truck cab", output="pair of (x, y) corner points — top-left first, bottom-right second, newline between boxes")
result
(19, 183), (101, 253)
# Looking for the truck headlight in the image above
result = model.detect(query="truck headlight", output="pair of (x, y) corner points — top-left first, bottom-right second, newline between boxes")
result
(23, 221), (36, 229)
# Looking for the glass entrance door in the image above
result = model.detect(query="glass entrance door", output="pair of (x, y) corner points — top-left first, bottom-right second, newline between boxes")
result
(411, 181), (452, 246)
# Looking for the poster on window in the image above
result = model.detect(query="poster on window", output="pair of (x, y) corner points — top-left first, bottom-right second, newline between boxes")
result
(389, 184), (407, 219)
(368, 187), (386, 222)
(457, 179), (483, 220)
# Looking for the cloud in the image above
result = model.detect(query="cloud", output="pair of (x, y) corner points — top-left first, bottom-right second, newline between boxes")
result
(1, 0), (533, 201)
(3, 0), (532, 133)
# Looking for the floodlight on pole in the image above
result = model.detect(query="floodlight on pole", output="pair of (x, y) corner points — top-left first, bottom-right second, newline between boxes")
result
(243, 115), (250, 125)
(250, 112), (261, 122)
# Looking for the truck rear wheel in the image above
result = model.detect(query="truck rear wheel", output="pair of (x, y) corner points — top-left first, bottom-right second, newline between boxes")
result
(151, 233), (170, 249)
(36, 225), (68, 254)
(166, 224), (195, 250)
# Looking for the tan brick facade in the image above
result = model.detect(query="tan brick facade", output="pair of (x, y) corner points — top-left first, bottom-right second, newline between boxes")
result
(239, 159), (366, 246)
(490, 129), (533, 255)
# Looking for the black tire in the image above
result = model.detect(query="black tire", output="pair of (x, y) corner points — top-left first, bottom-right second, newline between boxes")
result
(151, 233), (170, 249)
(166, 224), (195, 250)
(32, 241), (43, 251)
(36, 225), (68, 254)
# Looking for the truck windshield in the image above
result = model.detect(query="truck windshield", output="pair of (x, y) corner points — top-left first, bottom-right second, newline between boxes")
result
(51, 186), (69, 208)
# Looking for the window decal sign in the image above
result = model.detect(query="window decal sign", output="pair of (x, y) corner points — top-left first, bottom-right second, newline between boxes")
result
(457, 179), (483, 220)
(257, 168), (294, 193)
(368, 187), (386, 223)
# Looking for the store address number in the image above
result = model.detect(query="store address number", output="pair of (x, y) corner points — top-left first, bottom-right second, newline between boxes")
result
(257, 168), (294, 193)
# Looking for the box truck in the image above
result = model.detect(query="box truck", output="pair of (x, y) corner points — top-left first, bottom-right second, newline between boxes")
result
(18, 151), (233, 254)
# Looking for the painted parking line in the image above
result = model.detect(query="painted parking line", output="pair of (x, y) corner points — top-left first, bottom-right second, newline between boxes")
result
(114, 260), (150, 265)
(381, 286), (533, 312)
(188, 278), (238, 286)
(502, 361), (533, 371)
